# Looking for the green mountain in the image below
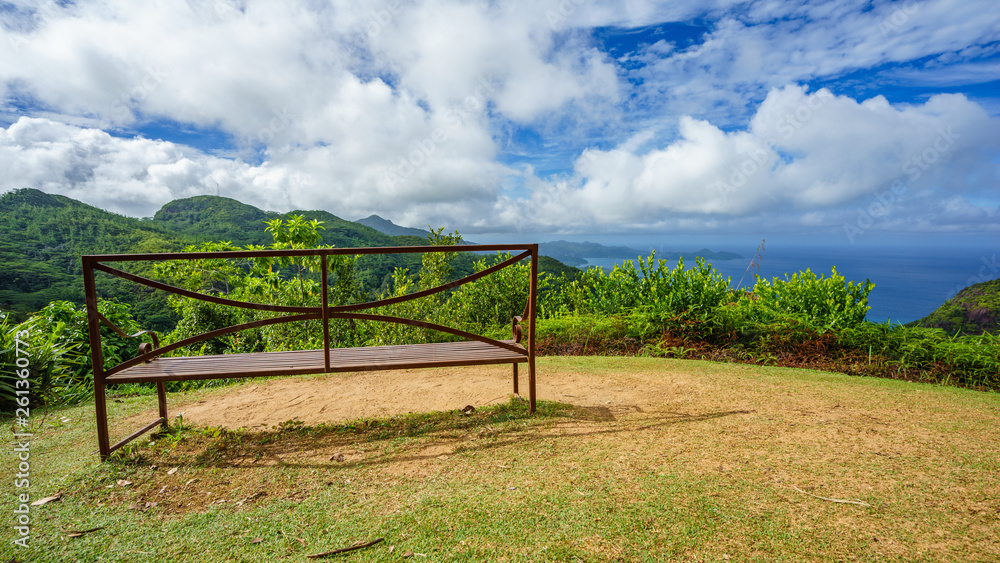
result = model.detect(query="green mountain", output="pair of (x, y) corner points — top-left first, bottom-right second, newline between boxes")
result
(153, 195), (278, 245)
(153, 197), (426, 248)
(0, 188), (190, 323)
(355, 214), (430, 238)
(0, 189), (579, 325)
(909, 278), (999, 335)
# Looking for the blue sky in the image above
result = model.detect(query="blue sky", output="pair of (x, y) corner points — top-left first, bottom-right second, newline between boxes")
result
(0, 0), (998, 248)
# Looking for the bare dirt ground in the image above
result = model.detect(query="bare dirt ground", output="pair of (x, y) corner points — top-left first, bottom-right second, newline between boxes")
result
(166, 363), (659, 430)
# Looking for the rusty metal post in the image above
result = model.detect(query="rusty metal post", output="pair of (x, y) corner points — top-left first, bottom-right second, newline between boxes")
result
(528, 245), (537, 413)
(83, 257), (111, 460)
(511, 315), (521, 395)
(156, 381), (168, 429)
(320, 254), (331, 372)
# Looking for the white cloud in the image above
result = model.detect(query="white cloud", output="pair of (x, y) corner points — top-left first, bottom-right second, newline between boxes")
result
(625, 0), (1000, 127)
(502, 86), (1000, 233)
(0, 0), (998, 238)
(0, 114), (514, 223)
(0, 117), (240, 216)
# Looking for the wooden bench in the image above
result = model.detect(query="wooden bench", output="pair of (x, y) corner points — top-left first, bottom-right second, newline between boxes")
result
(83, 244), (537, 460)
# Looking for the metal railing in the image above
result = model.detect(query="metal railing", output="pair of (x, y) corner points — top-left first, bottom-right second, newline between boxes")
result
(82, 244), (538, 459)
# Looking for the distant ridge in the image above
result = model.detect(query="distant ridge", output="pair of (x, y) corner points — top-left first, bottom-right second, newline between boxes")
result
(538, 241), (743, 267)
(676, 248), (743, 261)
(909, 278), (999, 335)
(0, 189), (580, 323)
(355, 215), (430, 238)
(539, 241), (644, 266)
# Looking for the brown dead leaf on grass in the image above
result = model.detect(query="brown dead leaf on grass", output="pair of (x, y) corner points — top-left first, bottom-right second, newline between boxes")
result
(64, 527), (103, 538)
(30, 492), (62, 506)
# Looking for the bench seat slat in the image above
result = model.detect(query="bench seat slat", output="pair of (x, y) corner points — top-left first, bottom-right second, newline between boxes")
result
(104, 340), (527, 384)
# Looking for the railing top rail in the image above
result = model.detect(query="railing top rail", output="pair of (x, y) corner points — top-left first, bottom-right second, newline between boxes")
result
(82, 243), (538, 263)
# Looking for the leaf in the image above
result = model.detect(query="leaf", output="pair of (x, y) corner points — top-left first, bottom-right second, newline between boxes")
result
(64, 527), (103, 538)
(31, 492), (63, 506)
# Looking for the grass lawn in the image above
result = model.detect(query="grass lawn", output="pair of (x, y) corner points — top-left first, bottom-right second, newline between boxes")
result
(2, 356), (999, 562)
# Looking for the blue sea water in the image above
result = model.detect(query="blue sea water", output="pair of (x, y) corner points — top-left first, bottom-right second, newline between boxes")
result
(579, 245), (1000, 325)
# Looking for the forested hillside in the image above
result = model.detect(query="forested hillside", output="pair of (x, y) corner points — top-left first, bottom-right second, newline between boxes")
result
(0, 189), (189, 321)
(910, 278), (1000, 335)
(0, 188), (578, 325)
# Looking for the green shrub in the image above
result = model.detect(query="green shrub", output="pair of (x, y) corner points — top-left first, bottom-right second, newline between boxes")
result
(838, 322), (999, 389)
(443, 253), (530, 339)
(542, 254), (729, 314)
(0, 300), (150, 413)
(743, 267), (874, 331)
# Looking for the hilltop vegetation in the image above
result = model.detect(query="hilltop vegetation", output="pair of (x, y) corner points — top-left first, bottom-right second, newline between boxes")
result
(910, 278), (1000, 335)
(0, 189), (577, 324)
(355, 214), (431, 238)
(0, 189), (186, 323)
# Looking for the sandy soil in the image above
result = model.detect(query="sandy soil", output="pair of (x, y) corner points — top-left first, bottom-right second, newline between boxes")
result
(168, 363), (663, 430)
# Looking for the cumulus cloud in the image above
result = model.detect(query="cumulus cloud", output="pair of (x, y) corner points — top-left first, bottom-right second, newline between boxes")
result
(0, 115), (513, 222)
(0, 0), (998, 238)
(624, 0), (1000, 127)
(502, 86), (1000, 233)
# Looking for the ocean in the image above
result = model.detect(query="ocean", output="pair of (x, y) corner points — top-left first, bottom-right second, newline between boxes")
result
(577, 244), (999, 325)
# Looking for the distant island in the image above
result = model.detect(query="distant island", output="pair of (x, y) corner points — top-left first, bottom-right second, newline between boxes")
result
(358, 217), (743, 268)
(537, 241), (742, 267)
(909, 278), (999, 335)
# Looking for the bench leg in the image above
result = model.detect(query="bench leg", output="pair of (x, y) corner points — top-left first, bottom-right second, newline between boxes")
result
(528, 355), (536, 414)
(512, 363), (519, 395)
(156, 381), (168, 429)
(95, 378), (111, 461)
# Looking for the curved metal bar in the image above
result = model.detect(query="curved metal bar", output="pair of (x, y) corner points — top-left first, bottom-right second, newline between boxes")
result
(328, 312), (527, 355)
(329, 250), (531, 313)
(93, 263), (318, 314)
(94, 250), (528, 316)
(96, 246), (531, 374)
(97, 313), (161, 349)
(102, 313), (322, 378)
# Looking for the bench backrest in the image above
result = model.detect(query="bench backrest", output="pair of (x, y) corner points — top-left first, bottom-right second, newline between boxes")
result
(82, 244), (538, 382)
